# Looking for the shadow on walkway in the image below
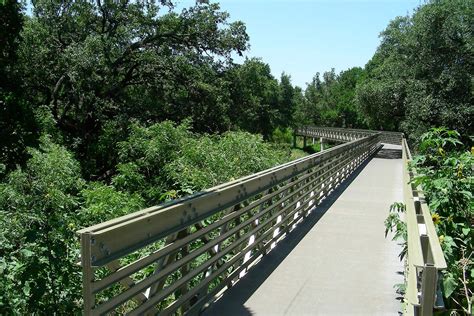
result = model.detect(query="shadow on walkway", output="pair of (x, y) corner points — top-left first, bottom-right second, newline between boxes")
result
(375, 146), (402, 159)
(202, 151), (379, 316)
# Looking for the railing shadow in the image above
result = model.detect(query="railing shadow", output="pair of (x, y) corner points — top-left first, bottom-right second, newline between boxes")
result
(201, 150), (379, 316)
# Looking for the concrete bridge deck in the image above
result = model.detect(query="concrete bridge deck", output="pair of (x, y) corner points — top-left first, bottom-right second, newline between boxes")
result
(203, 144), (404, 316)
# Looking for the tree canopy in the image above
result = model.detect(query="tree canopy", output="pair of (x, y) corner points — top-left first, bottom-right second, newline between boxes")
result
(357, 0), (473, 140)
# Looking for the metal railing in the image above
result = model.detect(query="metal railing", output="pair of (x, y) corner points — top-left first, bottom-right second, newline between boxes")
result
(78, 132), (381, 315)
(295, 126), (403, 145)
(402, 138), (447, 316)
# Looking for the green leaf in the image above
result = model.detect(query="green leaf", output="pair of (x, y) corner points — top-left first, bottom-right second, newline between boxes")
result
(20, 249), (34, 257)
(443, 275), (457, 298)
(0, 259), (6, 274)
(23, 283), (30, 296)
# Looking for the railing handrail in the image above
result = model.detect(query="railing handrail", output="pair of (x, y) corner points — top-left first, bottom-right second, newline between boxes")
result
(297, 125), (403, 135)
(295, 126), (403, 145)
(402, 137), (447, 316)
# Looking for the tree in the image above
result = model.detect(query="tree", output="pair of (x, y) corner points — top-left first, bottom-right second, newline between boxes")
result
(357, 0), (473, 140)
(227, 58), (280, 138)
(18, 1), (249, 177)
(334, 68), (365, 128)
(303, 73), (323, 125)
(278, 72), (296, 128)
(293, 86), (311, 126)
(0, 0), (37, 173)
(300, 68), (367, 128)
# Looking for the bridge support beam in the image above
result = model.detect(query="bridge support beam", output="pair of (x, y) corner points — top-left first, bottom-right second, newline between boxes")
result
(303, 136), (307, 148)
(293, 133), (297, 148)
(320, 137), (324, 151)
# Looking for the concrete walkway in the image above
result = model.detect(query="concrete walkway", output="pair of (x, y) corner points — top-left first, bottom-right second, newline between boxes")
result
(203, 144), (404, 316)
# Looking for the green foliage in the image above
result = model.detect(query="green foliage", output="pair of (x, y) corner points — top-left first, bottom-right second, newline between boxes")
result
(411, 128), (473, 312)
(298, 67), (367, 129)
(387, 128), (473, 313)
(1, 0), (472, 313)
(0, 0), (22, 83)
(271, 127), (293, 144)
(0, 123), (298, 314)
(167, 131), (287, 192)
(80, 183), (144, 227)
(113, 120), (192, 203)
(0, 136), (84, 314)
(385, 202), (408, 261)
(0, 93), (37, 173)
(278, 73), (297, 128)
(357, 0), (473, 140)
(115, 121), (290, 204)
(0, 0), (38, 173)
(226, 58), (281, 138)
(17, 0), (249, 176)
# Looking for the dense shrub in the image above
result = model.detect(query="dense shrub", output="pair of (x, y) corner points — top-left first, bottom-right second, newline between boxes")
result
(80, 183), (144, 227)
(0, 136), (84, 314)
(411, 128), (473, 313)
(271, 127), (293, 144)
(114, 121), (290, 203)
(166, 130), (287, 193)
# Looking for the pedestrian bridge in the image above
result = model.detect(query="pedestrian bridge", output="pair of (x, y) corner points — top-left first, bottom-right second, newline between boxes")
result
(77, 127), (446, 316)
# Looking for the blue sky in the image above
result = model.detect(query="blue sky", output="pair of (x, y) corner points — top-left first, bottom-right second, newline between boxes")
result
(178, 0), (422, 87)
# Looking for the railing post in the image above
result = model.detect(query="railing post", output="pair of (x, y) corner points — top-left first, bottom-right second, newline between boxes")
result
(320, 137), (324, 151)
(420, 264), (437, 316)
(80, 233), (94, 316)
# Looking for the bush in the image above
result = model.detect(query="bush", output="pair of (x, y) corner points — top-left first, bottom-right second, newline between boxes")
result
(411, 128), (473, 313)
(271, 127), (292, 144)
(113, 120), (192, 204)
(114, 121), (290, 204)
(0, 136), (84, 314)
(80, 183), (144, 226)
(166, 131), (287, 193)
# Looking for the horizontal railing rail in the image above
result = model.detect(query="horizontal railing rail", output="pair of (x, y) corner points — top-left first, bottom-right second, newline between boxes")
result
(295, 126), (403, 145)
(78, 134), (382, 315)
(402, 138), (447, 316)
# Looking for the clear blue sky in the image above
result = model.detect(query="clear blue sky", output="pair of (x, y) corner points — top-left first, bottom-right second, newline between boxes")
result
(178, 0), (422, 88)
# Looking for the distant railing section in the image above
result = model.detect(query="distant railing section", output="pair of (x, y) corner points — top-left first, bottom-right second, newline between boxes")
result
(402, 138), (447, 316)
(295, 126), (403, 145)
(78, 134), (381, 315)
